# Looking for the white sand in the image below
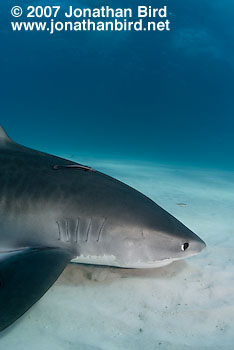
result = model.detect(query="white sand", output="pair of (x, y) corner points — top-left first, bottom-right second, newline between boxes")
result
(1, 160), (234, 349)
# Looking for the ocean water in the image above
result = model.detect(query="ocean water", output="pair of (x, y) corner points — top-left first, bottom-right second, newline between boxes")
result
(1, 0), (234, 349)
(1, 0), (234, 170)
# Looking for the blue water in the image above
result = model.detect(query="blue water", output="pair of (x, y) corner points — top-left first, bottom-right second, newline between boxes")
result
(1, 0), (234, 170)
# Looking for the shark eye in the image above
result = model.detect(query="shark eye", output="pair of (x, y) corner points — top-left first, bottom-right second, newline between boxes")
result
(181, 242), (189, 251)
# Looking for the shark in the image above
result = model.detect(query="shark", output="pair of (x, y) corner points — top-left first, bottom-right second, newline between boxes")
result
(0, 126), (206, 331)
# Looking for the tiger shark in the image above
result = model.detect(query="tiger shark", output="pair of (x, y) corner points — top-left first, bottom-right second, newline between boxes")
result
(0, 126), (206, 331)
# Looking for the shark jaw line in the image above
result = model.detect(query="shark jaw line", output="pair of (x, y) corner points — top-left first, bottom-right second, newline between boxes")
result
(70, 252), (200, 269)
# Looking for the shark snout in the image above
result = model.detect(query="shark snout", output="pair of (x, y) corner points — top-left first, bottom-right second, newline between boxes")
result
(194, 237), (206, 253)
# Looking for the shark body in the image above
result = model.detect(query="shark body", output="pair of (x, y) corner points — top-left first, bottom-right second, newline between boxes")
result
(0, 126), (206, 331)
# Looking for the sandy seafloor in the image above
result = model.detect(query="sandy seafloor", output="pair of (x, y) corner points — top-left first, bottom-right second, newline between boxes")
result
(1, 159), (234, 350)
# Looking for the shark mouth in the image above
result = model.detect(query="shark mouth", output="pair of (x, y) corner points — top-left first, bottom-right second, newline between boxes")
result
(70, 254), (195, 269)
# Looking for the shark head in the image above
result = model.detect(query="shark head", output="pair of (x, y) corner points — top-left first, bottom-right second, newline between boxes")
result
(96, 186), (206, 268)
(62, 168), (206, 269)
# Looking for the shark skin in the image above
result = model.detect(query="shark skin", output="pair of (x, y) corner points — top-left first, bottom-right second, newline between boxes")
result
(0, 126), (206, 331)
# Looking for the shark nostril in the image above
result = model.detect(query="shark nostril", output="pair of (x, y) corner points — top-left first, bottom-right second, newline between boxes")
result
(181, 242), (189, 251)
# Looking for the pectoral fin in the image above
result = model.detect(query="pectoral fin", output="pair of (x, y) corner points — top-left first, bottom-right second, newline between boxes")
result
(0, 247), (72, 331)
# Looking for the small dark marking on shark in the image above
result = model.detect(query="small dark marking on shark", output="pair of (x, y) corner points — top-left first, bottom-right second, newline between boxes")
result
(97, 217), (106, 242)
(66, 219), (69, 242)
(52, 164), (95, 172)
(85, 218), (92, 242)
(56, 221), (61, 241)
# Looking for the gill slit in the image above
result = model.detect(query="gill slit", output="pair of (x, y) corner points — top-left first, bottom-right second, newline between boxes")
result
(75, 217), (80, 243)
(85, 218), (92, 242)
(97, 217), (106, 242)
(66, 219), (69, 241)
(56, 221), (61, 241)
